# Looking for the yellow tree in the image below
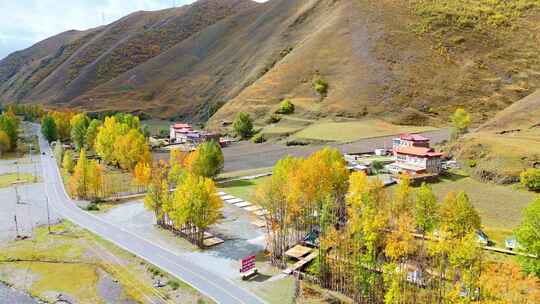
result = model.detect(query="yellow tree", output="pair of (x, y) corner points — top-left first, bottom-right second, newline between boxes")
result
(114, 128), (150, 170)
(95, 116), (121, 165)
(0, 130), (11, 156)
(170, 173), (222, 247)
(87, 161), (104, 199)
(133, 161), (152, 188)
(69, 149), (90, 199)
(62, 150), (75, 174)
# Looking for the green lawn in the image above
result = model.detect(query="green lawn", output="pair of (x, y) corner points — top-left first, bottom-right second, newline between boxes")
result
(426, 173), (538, 246)
(141, 119), (171, 136)
(0, 173), (37, 188)
(292, 119), (436, 143)
(218, 177), (269, 202)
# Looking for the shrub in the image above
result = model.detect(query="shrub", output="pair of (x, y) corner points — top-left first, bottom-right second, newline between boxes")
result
(520, 168), (540, 191)
(251, 133), (266, 144)
(167, 280), (180, 290)
(467, 159), (477, 168)
(276, 99), (295, 114)
(372, 160), (384, 173)
(85, 202), (99, 211)
(232, 112), (253, 139)
(266, 114), (281, 124)
(313, 78), (328, 96)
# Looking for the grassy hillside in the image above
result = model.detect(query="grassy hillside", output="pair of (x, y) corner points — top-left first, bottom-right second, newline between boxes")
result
(454, 90), (540, 183)
(1, 0), (540, 129)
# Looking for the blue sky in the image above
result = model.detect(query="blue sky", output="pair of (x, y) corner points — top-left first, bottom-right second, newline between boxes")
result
(0, 0), (198, 60)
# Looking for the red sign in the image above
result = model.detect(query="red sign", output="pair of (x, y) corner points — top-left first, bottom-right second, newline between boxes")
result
(240, 255), (256, 273)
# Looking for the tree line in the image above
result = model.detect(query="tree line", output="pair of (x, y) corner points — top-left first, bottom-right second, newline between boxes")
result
(255, 147), (540, 303)
(142, 141), (224, 248)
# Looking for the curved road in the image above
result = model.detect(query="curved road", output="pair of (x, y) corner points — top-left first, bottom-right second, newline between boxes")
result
(35, 125), (265, 304)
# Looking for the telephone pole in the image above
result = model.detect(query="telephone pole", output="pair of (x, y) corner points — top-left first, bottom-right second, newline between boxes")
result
(46, 197), (51, 234)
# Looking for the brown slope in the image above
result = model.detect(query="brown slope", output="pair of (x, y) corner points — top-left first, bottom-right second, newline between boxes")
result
(0, 29), (91, 101)
(455, 90), (540, 183)
(72, 0), (371, 122)
(0, 0), (256, 105)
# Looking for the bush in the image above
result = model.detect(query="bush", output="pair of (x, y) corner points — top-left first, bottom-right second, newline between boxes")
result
(467, 159), (477, 168)
(85, 202), (99, 211)
(520, 168), (540, 191)
(167, 280), (180, 290)
(251, 133), (266, 144)
(266, 114), (281, 124)
(372, 160), (384, 173)
(313, 78), (328, 96)
(232, 112), (253, 139)
(276, 99), (295, 114)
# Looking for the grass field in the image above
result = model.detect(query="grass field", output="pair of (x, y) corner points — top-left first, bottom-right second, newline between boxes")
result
(141, 119), (171, 136)
(218, 177), (269, 202)
(0, 221), (211, 303)
(292, 119), (436, 143)
(426, 173), (538, 246)
(0, 173), (37, 188)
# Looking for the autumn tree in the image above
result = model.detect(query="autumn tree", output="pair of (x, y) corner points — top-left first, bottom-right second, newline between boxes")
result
(133, 161), (151, 188)
(414, 183), (439, 234)
(439, 191), (481, 239)
(95, 117), (120, 164)
(114, 128), (150, 170)
(185, 141), (224, 179)
(70, 113), (90, 150)
(170, 173), (223, 247)
(69, 149), (90, 198)
(451, 108), (471, 139)
(41, 115), (58, 143)
(515, 197), (540, 278)
(0, 112), (18, 150)
(62, 150), (75, 174)
(53, 141), (63, 164)
(0, 130), (11, 156)
(84, 119), (101, 150)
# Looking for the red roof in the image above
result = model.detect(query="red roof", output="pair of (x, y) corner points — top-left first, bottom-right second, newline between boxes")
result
(400, 133), (429, 141)
(172, 123), (192, 130)
(396, 146), (443, 157)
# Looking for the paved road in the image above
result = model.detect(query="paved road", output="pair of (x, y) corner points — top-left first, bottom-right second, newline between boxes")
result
(221, 129), (450, 172)
(34, 125), (265, 304)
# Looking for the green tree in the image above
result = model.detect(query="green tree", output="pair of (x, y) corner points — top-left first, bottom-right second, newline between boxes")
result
(414, 183), (439, 234)
(276, 99), (295, 114)
(520, 168), (540, 192)
(440, 191), (481, 238)
(41, 116), (58, 143)
(313, 78), (328, 96)
(186, 141), (224, 179)
(515, 197), (540, 278)
(232, 112), (253, 139)
(85, 119), (101, 150)
(70, 113), (90, 150)
(451, 108), (471, 138)
(62, 150), (75, 174)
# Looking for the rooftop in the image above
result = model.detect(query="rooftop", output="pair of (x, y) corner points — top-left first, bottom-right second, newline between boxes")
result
(396, 146), (443, 157)
(400, 133), (429, 141)
(172, 123), (192, 129)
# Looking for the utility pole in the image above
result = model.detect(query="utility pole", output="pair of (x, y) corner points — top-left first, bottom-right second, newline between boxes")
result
(46, 197), (51, 234)
(14, 215), (19, 237)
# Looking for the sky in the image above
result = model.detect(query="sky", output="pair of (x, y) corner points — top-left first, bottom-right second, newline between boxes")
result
(0, 0), (199, 60)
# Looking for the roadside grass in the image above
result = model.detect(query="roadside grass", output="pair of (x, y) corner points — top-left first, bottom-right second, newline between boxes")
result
(0, 221), (212, 304)
(0, 173), (37, 188)
(218, 177), (269, 202)
(252, 276), (296, 304)
(297, 280), (355, 304)
(292, 119), (436, 143)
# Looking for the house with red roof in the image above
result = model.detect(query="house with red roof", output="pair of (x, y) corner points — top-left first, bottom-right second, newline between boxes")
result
(170, 123), (194, 143)
(389, 134), (443, 175)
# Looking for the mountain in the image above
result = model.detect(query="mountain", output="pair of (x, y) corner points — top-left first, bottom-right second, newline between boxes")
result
(1, 0), (540, 128)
